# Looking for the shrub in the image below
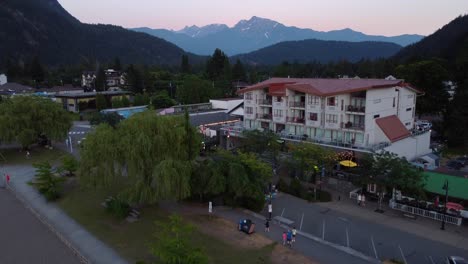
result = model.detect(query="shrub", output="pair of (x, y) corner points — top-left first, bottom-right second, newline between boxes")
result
(106, 198), (130, 219)
(289, 178), (302, 197)
(277, 178), (289, 193)
(241, 194), (265, 212)
(29, 162), (65, 201)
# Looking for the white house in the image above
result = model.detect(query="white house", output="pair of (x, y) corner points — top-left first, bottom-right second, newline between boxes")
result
(224, 77), (431, 160)
(0, 74), (7, 85)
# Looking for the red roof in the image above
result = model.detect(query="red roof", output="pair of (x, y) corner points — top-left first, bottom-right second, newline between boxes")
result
(237, 77), (420, 96)
(375, 115), (411, 142)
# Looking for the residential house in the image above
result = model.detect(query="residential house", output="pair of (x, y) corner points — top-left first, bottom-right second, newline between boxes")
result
(81, 69), (126, 89)
(223, 77), (431, 160)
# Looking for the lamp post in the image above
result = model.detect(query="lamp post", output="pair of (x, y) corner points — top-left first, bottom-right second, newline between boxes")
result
(440, 179), (449, 230)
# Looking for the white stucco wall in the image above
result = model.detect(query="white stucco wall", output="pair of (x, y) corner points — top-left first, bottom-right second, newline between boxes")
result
(210, 99), (243, 111)
(396, 87), (416, 130)
(383, 132), (431, 160)
(0, 74), (7, 85)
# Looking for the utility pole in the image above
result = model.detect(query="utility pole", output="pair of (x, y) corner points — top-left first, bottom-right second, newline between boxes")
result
(440, 179), (449, 230)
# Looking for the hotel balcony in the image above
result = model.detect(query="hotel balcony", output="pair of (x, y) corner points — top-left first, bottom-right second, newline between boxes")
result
(340, 121), (365, 131)
(286, 116), (305, 124)
(257, 99), (272, 106)
(256, 113), (272, 120)
(288, 101), (305, 108)
(345, 105), (366, 114)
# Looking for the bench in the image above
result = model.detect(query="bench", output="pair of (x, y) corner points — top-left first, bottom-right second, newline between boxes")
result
(403, 213), (417, 220)
(273, 216), (294, 226)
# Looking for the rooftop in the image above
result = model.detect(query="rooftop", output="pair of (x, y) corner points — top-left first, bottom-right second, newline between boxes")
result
(0, 82), (34, 94)
(375, 115), (411, 142)
(54, 90), (131, 98)
(238, 77), (420, 96)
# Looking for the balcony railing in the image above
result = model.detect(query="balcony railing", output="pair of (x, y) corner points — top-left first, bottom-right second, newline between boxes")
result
(286, 116), (305, 124)
(341, 122), (365, 131)
(257, 99), (272, 105)
(346, 105), (365, 113)
(288, 101), (305, 108)
(256, 113), (272, 120)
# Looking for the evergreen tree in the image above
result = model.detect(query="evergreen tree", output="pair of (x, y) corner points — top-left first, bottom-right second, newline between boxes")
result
(232, 59), (247, 81)
(181, 54), (190, 74)
(126, 64), (144, 93)
(95, 66), (107, 91)
(29, 56), (45, 85)
(206, 49), (229, 80)
(112, 57), (122, 71)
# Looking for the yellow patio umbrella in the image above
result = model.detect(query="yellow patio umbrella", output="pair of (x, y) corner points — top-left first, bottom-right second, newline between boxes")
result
(339, 160), (357, 167)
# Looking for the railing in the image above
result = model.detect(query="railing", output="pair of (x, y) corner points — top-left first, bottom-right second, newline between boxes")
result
(288, 101), (305, 108)
(341, 122), (365, 131)
(256, 113), (272, 120)
(257, 99), (272, 105)
(390, 201), (462, 226)
(349, 188), (361, 200)
(286, 116), (305, 124)
(346, 105), (365, 113)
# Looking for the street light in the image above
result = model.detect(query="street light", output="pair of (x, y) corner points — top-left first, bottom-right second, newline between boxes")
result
(440, 179), (449, 230)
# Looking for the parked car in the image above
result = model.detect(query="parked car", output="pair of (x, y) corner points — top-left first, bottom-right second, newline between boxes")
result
(456, 156), (468, 166)
(446, 160), (464, 170)
(446, 256), (468, 264)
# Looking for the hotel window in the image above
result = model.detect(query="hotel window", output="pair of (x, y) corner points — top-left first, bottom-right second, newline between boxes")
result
(407, 94), (414, 99)
(374, 114), (380, 119)
(374, 99), (381, 104)
(274, 110), (283, 117)
(246, 107), (253, 114)
(326, 114), (338, 123)
(245, 93), (253, 100)
(309, 112), (318, 121)
(276, 96), (283, 102)
(327, 97), (336, 106)
(308, 95), (320, 105)
(406, 107), (412, 111)
(393, 97), (396, 107)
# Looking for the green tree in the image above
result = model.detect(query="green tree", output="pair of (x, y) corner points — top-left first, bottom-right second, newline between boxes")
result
(289, 143), (334, 182)
(396, 60), (449, 117)
(29, 162), (65, 201)
(95, 93), (108, 110)
(89, 112), (124, 128)
(126, 64), (144, 93)
(112, 57), (122, 71)
(121, 96), (130, 107)
(133, 93), (150, 106)
(111, 97), (124, 108)
(177, 75), (216, 104)
(0, 96), (71, 149)
(232, 59), (247, 81)
(206, 49), (229, 80)
(190, 158), (225, 201)
(29, 56), (45, 85)
(241, 130), (280, 166)
(61, 155), (79, 176)
(181, 54), (190, 74)
(79, 112), (200, 204)
(150, 214), (208, 264)
(95, 67), (107, 91)
(151, 91), (175, 109)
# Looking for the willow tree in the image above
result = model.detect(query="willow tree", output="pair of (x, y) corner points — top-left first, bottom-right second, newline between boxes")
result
(79, 111), (200, 205)
(0, 96), (72, 148)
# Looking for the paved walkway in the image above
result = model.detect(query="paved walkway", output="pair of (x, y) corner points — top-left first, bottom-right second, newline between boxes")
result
(321, 188), (468, 251)
(2, 164), (127, 264)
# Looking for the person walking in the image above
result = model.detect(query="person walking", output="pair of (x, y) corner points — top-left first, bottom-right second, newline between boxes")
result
(286, 229), (292, 247)
(292, 227), (297, 243)
(265, 220), (270, 232)
(282, 231), (287, 246)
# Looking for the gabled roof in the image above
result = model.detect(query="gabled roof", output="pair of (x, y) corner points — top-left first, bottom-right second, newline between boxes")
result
(375, 115), (411, 142)
(0, 82), (34, 94)
(237, 77), (421, 96)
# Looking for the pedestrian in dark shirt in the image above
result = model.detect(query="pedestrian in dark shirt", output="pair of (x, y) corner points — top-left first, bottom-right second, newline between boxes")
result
(265, 220), (270, 232)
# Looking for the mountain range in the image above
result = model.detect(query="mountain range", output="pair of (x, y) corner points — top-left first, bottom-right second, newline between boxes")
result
(132, 16), (424, 55)
(0, 0), (193, 66)
(233, 39), (402, 65)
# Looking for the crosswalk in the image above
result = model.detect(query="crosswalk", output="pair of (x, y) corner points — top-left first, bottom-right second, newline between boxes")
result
(68, 131), (86, 135)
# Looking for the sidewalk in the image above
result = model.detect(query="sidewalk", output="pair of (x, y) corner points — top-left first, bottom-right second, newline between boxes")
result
(315, 187), (468, 251)
(4, 164), (128, 264)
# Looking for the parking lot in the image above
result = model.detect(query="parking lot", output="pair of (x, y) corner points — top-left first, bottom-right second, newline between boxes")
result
(268, 193), (468, 264)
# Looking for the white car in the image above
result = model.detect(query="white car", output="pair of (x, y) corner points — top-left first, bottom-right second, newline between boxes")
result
(415, 120), (432, 131)
(447, 256), (468, 264)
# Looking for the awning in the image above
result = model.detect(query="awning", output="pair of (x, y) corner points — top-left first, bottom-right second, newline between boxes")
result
(340, 160), (357, 167)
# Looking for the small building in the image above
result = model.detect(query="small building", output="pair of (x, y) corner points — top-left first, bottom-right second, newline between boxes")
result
(0, 82), (34, 96)
(81, 69), (126, 89)
(55, 91), (131, 112)
(0, 74), (7, 85)
(36, 85), (84, 97)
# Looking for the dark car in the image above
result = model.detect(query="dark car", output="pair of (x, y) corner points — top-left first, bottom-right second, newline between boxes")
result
(447, 160), (464, 170)
(456, 156), (468, 166)
(446, 256), (468, 264)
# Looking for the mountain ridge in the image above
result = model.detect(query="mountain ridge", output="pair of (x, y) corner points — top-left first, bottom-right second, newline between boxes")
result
(132, 16), (424, 55)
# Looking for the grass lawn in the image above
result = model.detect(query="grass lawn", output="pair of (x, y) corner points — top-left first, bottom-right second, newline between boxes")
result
(57, 186), (276, 264)
(0, 146), (67, 165)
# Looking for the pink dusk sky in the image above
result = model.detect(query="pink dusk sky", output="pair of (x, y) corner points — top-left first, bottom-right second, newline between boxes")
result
(58, 0), (468, 36)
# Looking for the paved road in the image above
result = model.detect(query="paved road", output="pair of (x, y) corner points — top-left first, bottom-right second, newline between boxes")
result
(0, 189), (81, 264)
(269, 193), (468, 264)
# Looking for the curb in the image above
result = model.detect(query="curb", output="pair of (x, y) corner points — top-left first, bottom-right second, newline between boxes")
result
(6, 183), (90, 264)
(241, 208), (381, 264)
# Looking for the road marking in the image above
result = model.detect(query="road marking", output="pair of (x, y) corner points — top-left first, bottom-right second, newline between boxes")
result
(398, 245), (408, 264)
(428, 256), (435, 264)
(322, 220), (325, 240)
(338, 217), (349, 222)
(281, 208), (285, 217)
(346, 227), (349, 247)
(299, 213), (304, 230)
(371, 235), (378, 259)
